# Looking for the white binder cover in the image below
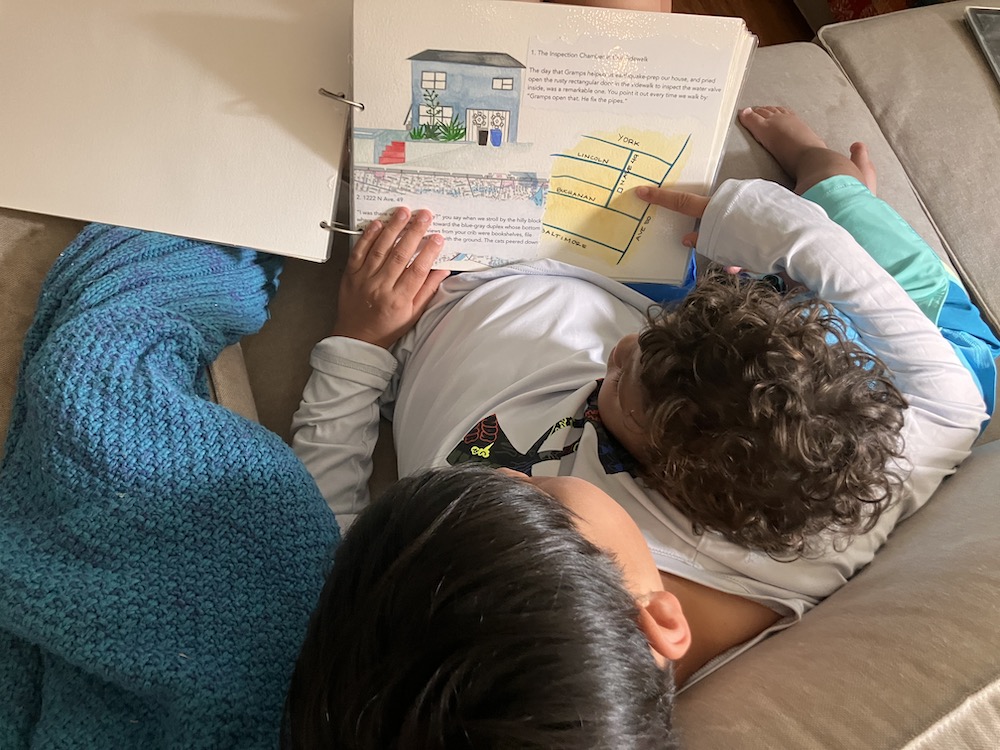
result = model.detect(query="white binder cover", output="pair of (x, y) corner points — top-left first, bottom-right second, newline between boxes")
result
(0, 0), (351, 262)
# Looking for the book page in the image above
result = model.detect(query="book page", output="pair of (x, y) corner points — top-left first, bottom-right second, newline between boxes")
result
(353, 0), (753, 283)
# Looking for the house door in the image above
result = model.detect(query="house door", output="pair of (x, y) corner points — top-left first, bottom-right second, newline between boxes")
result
(466, 109), (510, 145)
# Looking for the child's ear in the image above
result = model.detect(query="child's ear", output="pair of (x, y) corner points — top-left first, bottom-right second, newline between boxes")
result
(637, 590), (691, 662)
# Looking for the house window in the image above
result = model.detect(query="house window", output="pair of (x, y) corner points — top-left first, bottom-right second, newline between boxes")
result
(492, 77), (514, 90)
(421, 71), (447, 90)
(418, 104), (454, 125)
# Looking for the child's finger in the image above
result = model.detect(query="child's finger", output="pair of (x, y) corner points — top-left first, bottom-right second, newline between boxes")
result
(378, 210), (433, 279)
(396, 233), (445, 296)
(363, 207), (411, 272)
(681, 230), (699, 248)
(635, 186), (710, 218)
(412, 268), (450, 314)
(346, 219), (383, 273)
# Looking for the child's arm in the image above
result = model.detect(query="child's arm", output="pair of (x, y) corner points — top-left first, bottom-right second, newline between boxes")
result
(802, 175), (952, 322)
(803, 175), (999, 414)
(292, 339), (397, 529)
(291, 210), (448, 529)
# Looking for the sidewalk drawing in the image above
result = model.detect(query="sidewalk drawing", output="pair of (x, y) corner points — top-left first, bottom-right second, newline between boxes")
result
(354, 168), (544, 203)
(542, 130), (691, 266)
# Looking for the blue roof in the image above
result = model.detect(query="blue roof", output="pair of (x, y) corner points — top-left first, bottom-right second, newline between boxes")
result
(409, 49), (525, 68)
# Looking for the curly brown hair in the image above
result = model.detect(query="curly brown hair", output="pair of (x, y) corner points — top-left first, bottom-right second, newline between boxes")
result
(635, 269), (907, 557)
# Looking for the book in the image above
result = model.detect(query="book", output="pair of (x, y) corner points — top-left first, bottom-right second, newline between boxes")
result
(0, 0), (353, 263)
(967, 6), (1000, 89)
(351, 0), (756, 284)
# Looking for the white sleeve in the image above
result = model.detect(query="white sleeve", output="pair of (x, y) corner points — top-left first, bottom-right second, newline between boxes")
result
(697, 179), (988, 521)
(291, 336), (398, 531)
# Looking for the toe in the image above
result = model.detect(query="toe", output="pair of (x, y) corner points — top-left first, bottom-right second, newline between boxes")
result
(849, 141), (878, 194)
(740, 106), (766, 127)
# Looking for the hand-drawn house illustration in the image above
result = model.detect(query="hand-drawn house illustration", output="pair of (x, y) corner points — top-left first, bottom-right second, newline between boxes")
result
(408, 50), (524, 145)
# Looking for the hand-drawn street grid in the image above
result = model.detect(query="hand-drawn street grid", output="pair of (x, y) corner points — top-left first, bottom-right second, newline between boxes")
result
(544, 134), (690, 264)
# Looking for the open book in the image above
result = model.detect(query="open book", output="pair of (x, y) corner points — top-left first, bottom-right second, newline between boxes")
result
(351, 0), (756, 284)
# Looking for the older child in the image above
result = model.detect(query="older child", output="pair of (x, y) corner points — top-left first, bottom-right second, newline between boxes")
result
(286, 109), (993, 746)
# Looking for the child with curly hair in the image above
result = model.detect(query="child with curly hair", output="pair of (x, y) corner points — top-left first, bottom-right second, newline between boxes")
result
(285, 107), (996, 747)
(617, 106), (996, 557)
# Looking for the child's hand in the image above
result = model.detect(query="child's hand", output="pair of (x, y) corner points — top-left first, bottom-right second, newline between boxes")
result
(331, 207), (450, 349)
(634, 186), (709, 248)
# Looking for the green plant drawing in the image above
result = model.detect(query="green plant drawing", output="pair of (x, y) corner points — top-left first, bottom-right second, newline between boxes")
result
(408, 123), (433, 140)
(422, 87), (443, 126)
(438, 116), (467, 141)
(408, 89), (467, 142)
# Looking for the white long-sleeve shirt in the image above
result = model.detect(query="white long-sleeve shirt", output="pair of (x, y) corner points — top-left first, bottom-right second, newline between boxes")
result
(292, 179), (987, 682)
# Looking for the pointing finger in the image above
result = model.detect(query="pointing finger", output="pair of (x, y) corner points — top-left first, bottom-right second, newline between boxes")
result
(635, 186), (710, 219)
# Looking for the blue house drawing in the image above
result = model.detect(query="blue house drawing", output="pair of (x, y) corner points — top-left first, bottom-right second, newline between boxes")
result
(407, 50), (524, 145)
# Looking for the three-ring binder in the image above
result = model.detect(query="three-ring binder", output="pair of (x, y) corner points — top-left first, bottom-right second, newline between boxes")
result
(319, 89), (365, 235)
(320, 220), (362, 235)
(319, 88), (365, 111)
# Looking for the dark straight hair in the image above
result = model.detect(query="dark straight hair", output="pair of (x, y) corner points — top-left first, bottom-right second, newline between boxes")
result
(283, 465), (678, 749)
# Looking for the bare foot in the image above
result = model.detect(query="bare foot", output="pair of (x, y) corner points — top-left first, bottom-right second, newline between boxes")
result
(739, 105), (874, 195)
(738, 106), (828, 177)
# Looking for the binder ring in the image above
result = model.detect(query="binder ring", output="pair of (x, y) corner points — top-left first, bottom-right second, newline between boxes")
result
(318, 88), (365, 111)
(321, 220), (363, 236)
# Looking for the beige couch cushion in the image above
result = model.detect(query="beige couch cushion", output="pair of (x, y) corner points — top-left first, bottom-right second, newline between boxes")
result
(673, 439), (1000, 749)
(819, 0), (1000, 336)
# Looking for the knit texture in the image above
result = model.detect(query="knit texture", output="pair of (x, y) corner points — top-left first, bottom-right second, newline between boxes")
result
(0, 226), (340, 748)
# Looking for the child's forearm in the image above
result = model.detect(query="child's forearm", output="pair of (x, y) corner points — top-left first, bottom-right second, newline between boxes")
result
(292, 337), (397, 529)
(802, 175), (951, 323)
(802, 175), (999, 415)
(697, 179), (969, 399)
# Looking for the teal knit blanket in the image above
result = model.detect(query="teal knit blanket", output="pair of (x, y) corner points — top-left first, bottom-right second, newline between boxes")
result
(0, 226), (340, 748)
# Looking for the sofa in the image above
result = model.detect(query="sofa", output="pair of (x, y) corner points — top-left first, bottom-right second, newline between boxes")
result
(2, 1), (998, 747)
